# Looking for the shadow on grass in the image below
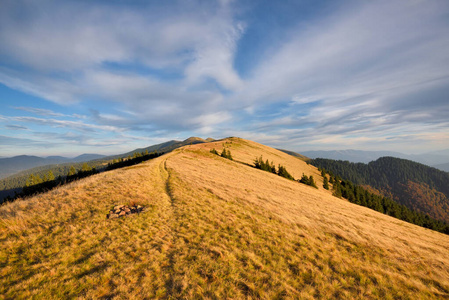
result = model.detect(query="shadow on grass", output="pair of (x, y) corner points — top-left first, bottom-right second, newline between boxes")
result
(76, 263), (109, 279)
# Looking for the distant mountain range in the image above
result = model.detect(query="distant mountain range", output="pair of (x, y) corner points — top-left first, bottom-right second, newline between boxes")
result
(0, 154), (106, 179)
(0, 137), (218, 180)
(434, 162), (449, 172)
(301, 149), (449, 171)
(0, 137), (217, 201)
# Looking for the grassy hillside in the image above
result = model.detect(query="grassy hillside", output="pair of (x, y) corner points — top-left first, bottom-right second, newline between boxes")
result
(1, 138), (448, 298)
(0, 137), (209, 202)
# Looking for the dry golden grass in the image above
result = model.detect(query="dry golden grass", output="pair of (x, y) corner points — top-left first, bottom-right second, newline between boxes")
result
(1, 137), (448, 299)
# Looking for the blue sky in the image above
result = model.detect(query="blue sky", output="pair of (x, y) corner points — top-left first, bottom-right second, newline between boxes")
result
(1, 0), (449, 157)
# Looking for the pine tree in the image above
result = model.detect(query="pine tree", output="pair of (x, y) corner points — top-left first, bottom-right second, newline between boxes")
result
(34, 175), (43, 185)
(254, 156), (262, 169)
(26, 174), (36, 187)
(68, 166), (76, 176)
(333, 184), (342, 198)
(278, 165), (294, 180)
(309, 176), (318, 189)
(300, 173), (309, 184)
(47, 171), (55, 181)
(227, 150), (233, 160)
(81, 163), (92, 172)
(221, 148), (228, 158)
(323, 176), (329, 190)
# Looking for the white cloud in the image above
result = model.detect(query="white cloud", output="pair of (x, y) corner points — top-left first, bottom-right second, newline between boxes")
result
(1, 0), (449, 155)
(240, 1), (449, 109)
(10, 116), (122, 133)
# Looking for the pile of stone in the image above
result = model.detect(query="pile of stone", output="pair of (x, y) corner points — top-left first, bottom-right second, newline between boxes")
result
(107, 204), (145, 219)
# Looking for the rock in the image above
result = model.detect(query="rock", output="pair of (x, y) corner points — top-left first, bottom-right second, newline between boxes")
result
(108, 203), (145, 219)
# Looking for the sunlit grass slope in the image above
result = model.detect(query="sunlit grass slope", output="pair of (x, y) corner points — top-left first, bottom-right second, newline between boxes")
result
(1, 137), (448, 299)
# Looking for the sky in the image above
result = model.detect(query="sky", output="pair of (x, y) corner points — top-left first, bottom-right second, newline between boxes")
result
(1, 0), (449, 157)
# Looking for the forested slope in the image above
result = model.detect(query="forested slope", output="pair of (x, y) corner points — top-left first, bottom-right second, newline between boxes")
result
(312, 157), (449, 223)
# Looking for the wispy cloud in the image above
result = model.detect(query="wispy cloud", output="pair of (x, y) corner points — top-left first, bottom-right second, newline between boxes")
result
(12, 116), (122, 133)
(12, 106), (64, 117)
(0, 0), (448, 155)
(5, 125), (28, 130)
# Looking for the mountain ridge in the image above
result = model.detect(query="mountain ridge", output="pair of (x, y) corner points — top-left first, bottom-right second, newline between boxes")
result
(302, 149), (449, 169)
(0, 153), (108, 179)
(0, 137), (212, 200)
(0, 137), (211, 180)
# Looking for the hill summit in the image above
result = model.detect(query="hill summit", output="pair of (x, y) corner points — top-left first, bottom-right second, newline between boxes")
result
(1, 138), (448, 298)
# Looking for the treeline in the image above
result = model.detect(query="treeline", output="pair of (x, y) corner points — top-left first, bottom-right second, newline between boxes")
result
(0, 161), (106, 193)
(106, 150), (161, 171)
(320, 168), (449, 235)
(1, 151), (161, 204)
(312, 157), (449, 196)
(253, 156), (294, 180)
(2, 163), (99, 202)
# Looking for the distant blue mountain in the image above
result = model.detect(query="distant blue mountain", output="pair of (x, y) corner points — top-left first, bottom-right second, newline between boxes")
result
(0, 153), (105, 179)
(71, 154), (106, 162)
(433, 162), (449, 172)
(301, 149), (449, 171)
(301, 150), (409, 163)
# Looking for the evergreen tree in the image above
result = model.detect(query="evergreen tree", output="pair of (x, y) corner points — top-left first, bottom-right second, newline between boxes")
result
(333, 182), (342, 198)
(221, 148), (228, 158)
(309, 175), (318, 189)
(278, 164), (294, 180)
(34, 175), (43, 185)
(254, 156), (262, 169)
(47, 171), (55, 181)
(25, 174), (36, 187)
(81, 163), (92, 172)
(68, 166), (77, 176)
(227, 150), (233, 160)
(323, 176), (329, 190)
(299, 173), (309, 184)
